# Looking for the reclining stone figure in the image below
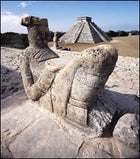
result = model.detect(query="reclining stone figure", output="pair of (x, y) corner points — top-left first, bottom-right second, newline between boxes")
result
(21, 16), (118, 134)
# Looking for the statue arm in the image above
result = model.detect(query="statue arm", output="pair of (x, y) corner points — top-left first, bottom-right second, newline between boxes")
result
(21, 57), (54, 101)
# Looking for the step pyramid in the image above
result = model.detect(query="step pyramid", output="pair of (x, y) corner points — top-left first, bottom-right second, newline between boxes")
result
(59, 16), (112, 43)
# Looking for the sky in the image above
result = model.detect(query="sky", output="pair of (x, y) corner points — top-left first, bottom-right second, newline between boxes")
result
(1, 1), (139, 34)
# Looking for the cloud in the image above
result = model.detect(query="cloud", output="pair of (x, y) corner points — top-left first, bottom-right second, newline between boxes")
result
(1, 10), (29, 33)
(2, 10), (13, 15)
(102, 24), (139, 32)
(18, 2), (31, 8)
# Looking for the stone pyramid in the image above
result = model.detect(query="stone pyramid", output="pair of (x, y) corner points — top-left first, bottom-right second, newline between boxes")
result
(59, 16), (112, 43)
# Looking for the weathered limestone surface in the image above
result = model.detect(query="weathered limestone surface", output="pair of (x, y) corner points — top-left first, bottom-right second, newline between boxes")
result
(1, 91), (139, 158)
(77, 137), (139, 158)
(113, 113), (139, 151)
(9, 117), (83, 158)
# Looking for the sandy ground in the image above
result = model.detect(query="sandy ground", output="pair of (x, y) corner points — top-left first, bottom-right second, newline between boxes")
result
(1, 47), (23, 99)
(49, 35), (139, 57)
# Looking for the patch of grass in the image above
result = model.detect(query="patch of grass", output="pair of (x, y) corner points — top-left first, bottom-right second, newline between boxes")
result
(48, 35), (139, 58)
(110, 36), (139, 58)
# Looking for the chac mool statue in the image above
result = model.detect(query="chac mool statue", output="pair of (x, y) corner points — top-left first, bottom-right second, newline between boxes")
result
(21, 16), (118, 135)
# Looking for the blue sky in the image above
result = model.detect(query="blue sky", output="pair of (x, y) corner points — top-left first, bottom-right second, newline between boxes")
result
(1, 1), (139, 33)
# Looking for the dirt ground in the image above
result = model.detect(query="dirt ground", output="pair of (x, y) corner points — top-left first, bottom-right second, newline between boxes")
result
(48, 35), (139, 58)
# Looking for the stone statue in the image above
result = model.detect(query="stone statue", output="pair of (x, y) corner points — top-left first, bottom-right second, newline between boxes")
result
(21, 16), (59, 99)
(21, 16), (118, 135)
(53, 32), (59, 49)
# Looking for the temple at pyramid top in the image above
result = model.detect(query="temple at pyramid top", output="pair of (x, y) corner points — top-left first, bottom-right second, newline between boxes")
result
(59, 16), (112, 43)
(77, 16), (92, 22)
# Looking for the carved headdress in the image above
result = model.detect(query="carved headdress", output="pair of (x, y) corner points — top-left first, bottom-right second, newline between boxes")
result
(21, 16), (59, 62)
(21, 16), (48, 27)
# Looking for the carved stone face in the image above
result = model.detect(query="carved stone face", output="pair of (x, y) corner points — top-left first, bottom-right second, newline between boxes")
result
(21, 16), (48, 27)
(21, 16), (50, 45)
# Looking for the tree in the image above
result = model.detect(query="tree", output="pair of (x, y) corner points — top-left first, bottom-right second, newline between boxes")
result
(130, 30), (139, 35)
(106, 30), (118, 37)
(117, 30), (128, 36)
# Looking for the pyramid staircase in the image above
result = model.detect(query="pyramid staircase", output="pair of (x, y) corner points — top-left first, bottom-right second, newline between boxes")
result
(59, 17), (112, 43)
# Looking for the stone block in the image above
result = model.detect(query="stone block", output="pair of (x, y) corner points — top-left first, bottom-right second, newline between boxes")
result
(67, 103), (87, 127)
(9, 117), (83, 158)
(113, 113), (139, 151)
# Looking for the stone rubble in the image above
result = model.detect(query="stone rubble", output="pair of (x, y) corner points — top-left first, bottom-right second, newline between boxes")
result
(106, 56), (139, 96)
(113, 113), (139, 151)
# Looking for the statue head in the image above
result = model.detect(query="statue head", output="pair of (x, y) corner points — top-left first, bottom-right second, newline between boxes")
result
(21, 16), (48, 27)
(21, 16), (50, 47)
